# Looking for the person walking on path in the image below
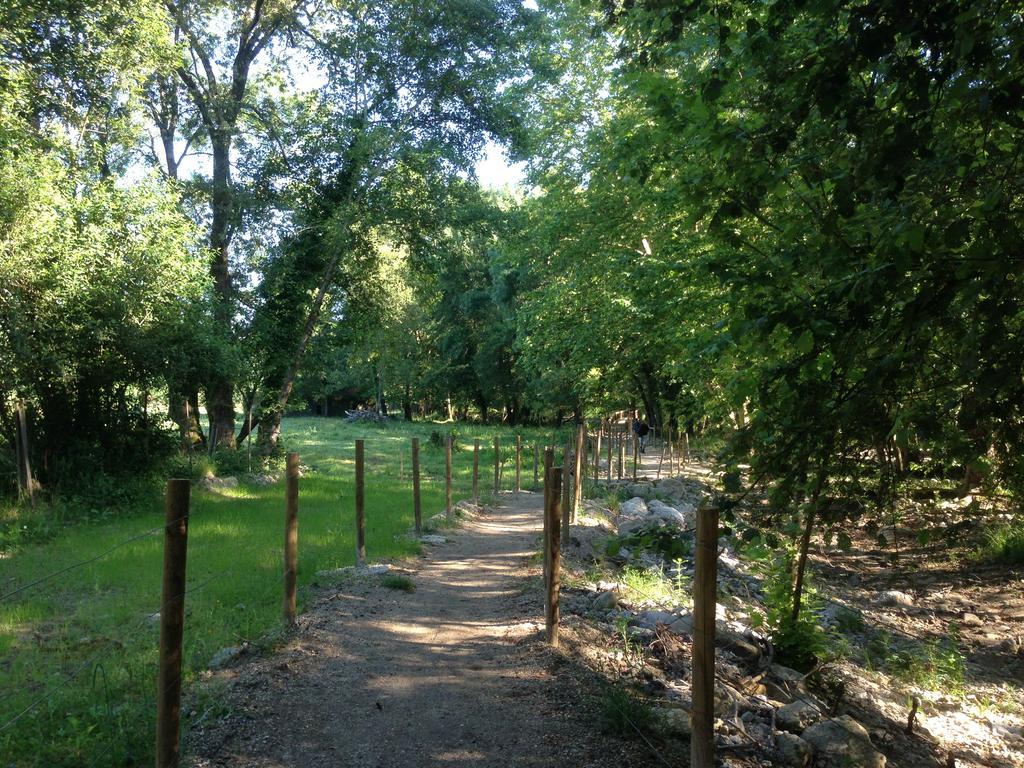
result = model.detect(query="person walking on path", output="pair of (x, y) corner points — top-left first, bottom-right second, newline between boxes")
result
(633, 415), (650, 453)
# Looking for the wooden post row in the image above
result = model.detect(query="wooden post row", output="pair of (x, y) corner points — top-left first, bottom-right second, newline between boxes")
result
(573, 423), (584, 522)
(543, 448), (553, 610)
(412, 437), (422, 535)
(667, 426), (675, 478)
(691, 504), (720, 768)
(445, 435), (453, 521)
(493, 436), (500, 494)
(355, 440), (366, 565)
(156, 479), (191, 768)
(472, 438), (480, 504)
(283, 452), (299, 623)
(561, 438), (572, 548)
(544, 463), (562, 647)
(606, 424), (613, 481)
(515, 435), (522, 493)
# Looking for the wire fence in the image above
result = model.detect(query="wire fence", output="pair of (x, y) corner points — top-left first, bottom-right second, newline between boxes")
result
(0, 420), (710, 766)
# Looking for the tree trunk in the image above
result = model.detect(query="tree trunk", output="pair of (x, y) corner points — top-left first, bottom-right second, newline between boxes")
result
(206, 130), (237, 448)
(791, 452), (831, 623)
(168, 388), (204, 451)
(256, 242), (349, 454)
(403, 381), (413, 421)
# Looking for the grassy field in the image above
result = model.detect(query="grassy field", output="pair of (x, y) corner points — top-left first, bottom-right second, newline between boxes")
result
(0, 416), (569, 767)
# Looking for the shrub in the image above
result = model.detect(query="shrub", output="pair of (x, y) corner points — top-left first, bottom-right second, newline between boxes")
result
(597, 684), (657, 737)
(381, 574), (415, 592)
(751, 551), (827, 671)
(978, 520), (1024, 564)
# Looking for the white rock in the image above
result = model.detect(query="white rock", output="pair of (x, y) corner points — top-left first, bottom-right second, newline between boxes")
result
(801, 715), (886, 768)
(877, 590), (914, 607)
(657, 707), (691, 736)
(419, 534), (447, 545)
(776, 700), (823, 733)
(775, 731), (812, 767)
(619, 497), (648, 517)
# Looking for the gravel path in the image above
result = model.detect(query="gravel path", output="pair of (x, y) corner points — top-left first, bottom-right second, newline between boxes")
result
(189, 492), (654, 768)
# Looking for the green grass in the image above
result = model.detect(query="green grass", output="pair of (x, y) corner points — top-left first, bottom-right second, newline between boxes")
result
(977, 519), (1024, 564)
(0, 416), (567, 767)
(380, 574), (415, 592)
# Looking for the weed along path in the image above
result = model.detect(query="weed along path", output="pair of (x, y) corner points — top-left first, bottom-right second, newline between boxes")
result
(189, 492), (653, 768)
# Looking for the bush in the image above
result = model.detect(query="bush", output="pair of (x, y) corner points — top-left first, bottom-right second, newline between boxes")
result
(751, 552), (827, 671)
(979, 520), (1024, 564)
(598, 685), (658, 737)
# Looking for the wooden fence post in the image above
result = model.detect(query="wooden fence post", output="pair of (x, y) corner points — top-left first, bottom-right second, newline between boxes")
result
(543, 448), (554, 607)
(561, 439), (572, 548)
(283, 452), (299, 624)
(573, 423), (584, 521)
(657, 432), (666, 479)
(606, 425), (613, 481)
(515, 435), (522, 493)
(691, 503), (720, 768)
(412, 438), (422, 535)
(544, 464), (562, 647)
(355, 440), (366, 565)
(472, 438), (480, 505)
(156, 479), (190, 768)
(667, 426), (675, 478)
(493, 436), (500, 494)
(445, 435), (453, 521)
(617, 434), (624, 480)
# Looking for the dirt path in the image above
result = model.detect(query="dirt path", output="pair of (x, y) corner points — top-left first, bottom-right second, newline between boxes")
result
(189, 492), (653, 768)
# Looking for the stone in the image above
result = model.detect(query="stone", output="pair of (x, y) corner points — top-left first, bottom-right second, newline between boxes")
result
(770, 664), (806, 685)
(619, 497), (648, 517)
(668, 614), (693, 635)
(419, 534), (447, 545)
(592, 590), (619, 611)
(637, 610), (678, 629)
(961, 611), (983, 627)
(877, 590), (914, 607)
(801, 715), (886, 768)
(775, 732), (812, 767)
(209, 645), (243, 670)
(626, 482), (654, 498)
(719, 629), (762, 665)
(657, 707), (691, 736)
(776, 700), (823, 733)
(647, 499), (695, 528)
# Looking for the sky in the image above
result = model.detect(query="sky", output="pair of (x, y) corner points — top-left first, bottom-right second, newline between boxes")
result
(475, 140), (526, 190)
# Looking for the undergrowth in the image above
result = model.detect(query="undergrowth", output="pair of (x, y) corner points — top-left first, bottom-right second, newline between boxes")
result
(597, 684), (658, 737)
(977, 519), (1024, 564)
(750, 551), (828, 672)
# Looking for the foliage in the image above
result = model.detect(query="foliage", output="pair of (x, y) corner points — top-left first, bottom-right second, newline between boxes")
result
(607, 526), (692, 563)
(618, 565), (687, 607)
(977, 519), (1024, 565)
(750, 552), (827, 671)
(865, 629), (966, 694)
(597, 683), (658, 737)
(380, 574), (415, 592)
